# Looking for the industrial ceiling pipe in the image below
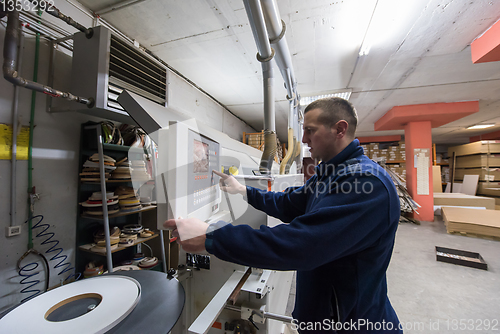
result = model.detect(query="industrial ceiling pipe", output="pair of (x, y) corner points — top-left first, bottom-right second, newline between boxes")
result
(243, 0), (277, 174)
(259, 0), (301, 174)
(261, 0), (297, 100)
(27, 0), (94, 38)
(3, 11), (94, 106)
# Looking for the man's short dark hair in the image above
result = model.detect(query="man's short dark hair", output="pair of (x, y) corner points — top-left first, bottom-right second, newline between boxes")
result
(304, 97), (358, 137)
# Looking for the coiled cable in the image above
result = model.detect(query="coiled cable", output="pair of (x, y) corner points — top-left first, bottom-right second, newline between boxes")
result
(17, 249), (49, 304)
(18, 215), (78, 303)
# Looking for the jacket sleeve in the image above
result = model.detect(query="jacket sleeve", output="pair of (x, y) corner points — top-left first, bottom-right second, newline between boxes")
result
(206, 174), (395, 271)
(244, 176), (316, 223)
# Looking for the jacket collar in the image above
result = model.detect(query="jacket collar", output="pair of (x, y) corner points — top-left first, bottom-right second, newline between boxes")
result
(315, 139), (363, 177)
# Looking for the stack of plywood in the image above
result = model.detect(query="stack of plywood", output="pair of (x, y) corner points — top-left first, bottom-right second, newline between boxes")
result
(449, 141), (500, 209)
(434, 193), (495, 209)
(450, 141), (500, 182)
(442, 206), (500, 239)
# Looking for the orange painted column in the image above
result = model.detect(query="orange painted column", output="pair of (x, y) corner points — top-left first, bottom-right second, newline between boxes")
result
(404, 121), (434, 222)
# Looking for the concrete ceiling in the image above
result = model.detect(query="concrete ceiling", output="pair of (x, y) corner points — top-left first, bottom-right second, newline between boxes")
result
(80, 0), (500, 144)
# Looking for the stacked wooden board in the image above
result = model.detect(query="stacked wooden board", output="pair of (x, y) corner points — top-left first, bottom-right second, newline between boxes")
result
(434, 193), (495, 210)
(449, 141), (500, 210)
(442, 206), (500, 240)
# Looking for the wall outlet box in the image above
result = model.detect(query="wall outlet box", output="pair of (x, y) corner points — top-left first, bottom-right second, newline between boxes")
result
(6, 226), (21, 237)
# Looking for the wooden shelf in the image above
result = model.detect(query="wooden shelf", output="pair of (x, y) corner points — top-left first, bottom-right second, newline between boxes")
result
(79, 232), (159, 256)
(102, 143), (147, 153)
(81, 205), (157, 220)
(385, 160), (406, 164)
(81, 179), (153, 184)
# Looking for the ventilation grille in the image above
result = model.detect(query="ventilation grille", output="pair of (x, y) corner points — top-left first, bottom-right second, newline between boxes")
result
(108, 35), (167, 110)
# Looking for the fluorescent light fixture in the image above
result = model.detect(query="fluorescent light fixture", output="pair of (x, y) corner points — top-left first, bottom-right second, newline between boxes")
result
(466, 124), (495, 130)
(300, 90), (352, 106)
(359, 44), (371, 56)
(358, 0), (416, 57)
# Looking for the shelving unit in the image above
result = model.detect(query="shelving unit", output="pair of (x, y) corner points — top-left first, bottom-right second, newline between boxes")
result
(81, 205), (157, 219)
(76, 122), (167, 275)
(79, 233), (159, 255)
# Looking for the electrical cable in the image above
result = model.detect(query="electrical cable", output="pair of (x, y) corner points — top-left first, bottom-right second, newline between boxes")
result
(17, 249), (49, 303)
(141, 242), (153, 257)
(30, 215), (77, 279)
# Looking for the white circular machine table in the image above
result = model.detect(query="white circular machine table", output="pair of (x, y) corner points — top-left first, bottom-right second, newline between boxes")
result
(0, 275), (141, 334)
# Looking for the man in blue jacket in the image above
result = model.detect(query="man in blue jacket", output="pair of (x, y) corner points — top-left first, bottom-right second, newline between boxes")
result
(165, 97), (402, 333)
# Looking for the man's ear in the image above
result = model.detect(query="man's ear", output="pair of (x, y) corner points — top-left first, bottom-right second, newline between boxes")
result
(333, 120), (348, 138)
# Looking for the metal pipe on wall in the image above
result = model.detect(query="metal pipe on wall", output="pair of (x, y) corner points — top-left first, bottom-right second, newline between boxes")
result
(3, 12), (94, 106)
(10, 23), (24, 228)
(22, 10), (73, 38)
(26, 0), (93, 38)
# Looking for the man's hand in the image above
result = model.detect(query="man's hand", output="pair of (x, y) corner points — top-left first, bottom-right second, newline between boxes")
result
(213, 170), (246, 195)
(163, 218), (209, 253)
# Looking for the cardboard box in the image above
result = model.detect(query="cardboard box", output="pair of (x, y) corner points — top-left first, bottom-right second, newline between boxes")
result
(449, 141), (500, 157)
(434, 193), (495, 210)
(442, 206), (500, 238)
(454, 168), (500, 182)
(455, 154), (500, 168)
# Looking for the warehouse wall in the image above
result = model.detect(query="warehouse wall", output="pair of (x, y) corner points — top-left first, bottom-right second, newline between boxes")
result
(0, 1), (254, 312)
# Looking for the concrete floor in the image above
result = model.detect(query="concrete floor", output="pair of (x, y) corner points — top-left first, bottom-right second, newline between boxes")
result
(388, 217), (499, 333)
(285, 217), (500, 333)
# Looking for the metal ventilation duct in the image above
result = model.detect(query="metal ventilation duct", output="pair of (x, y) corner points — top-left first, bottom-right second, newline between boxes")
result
(68, 25), (167, 123)
(108, 35), (167, 107)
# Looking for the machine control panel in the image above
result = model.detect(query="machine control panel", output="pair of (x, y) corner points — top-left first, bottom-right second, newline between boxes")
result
(187, 130), (220, 214)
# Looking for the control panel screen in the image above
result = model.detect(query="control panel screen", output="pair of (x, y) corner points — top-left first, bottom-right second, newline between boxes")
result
(193, 139), (209, 173)
(187, 130), (220, 214)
